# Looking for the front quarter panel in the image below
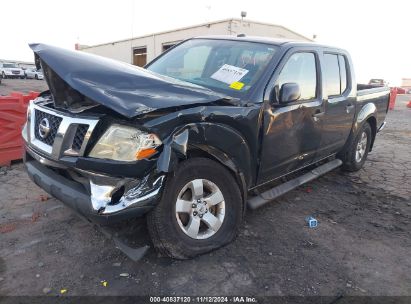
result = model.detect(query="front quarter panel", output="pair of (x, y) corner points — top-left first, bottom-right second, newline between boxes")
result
(142, 104), (262, 188)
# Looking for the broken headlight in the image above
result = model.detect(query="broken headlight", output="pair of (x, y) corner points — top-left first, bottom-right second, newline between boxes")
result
(89, 124), (162, 161)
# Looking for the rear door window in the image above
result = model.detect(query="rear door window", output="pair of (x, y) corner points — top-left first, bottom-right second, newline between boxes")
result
(323, 54), (340, 97)
(338, 55), (347, 93)
(324, 53), (349, 97)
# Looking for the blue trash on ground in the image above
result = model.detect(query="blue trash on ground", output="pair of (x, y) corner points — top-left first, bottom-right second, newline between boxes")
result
(305, 216), (318, 228)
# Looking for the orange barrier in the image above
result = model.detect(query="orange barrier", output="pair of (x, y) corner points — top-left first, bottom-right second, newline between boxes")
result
(0, 92), (39, 166)
(389, 87), (397, 110)
(407, 101), (411, 108)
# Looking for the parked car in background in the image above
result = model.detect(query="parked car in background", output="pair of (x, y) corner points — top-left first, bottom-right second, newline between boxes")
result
(0, 62), (25, 79)
(368, 79), (388, 87)
(24, 68), (44, 80)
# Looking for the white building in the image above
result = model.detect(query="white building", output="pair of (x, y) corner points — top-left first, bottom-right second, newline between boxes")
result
(79, 18), (311, 67)
(401, 78), (411, 91)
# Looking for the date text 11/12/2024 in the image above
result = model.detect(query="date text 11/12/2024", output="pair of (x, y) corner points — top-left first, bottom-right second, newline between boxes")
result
(149, 296), (257, 303)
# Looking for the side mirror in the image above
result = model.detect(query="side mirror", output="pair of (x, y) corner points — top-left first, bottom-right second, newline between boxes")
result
(279, 83), (301, 104)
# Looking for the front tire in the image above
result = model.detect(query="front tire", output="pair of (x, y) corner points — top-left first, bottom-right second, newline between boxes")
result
(147, 157), (243, 259)
(340, 122), (372, 172)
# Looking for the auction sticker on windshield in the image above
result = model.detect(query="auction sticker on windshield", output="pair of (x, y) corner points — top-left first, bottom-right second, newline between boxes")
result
(211, 64), (249, 85)
(229, 81), (245, 90)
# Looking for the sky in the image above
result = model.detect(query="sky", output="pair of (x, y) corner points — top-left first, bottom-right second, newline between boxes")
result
(1, 0), (410, 85)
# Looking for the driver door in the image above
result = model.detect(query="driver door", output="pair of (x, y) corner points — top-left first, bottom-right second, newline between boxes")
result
(257, 50), (324, 184)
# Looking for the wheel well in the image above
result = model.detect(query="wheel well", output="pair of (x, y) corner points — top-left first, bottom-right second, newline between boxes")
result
(366, 116), (377, 151)
(185, 147), (247, 214)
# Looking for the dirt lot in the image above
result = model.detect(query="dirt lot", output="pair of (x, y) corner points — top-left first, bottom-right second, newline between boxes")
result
(0, 79), (410, 298)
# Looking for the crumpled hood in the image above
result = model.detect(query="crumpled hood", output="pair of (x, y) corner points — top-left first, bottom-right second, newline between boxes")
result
(30, 43), (229, 118)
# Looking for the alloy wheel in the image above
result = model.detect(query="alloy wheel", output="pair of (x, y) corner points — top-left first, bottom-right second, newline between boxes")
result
(175, 179), (225, 240)
(355, 131), (368, 162)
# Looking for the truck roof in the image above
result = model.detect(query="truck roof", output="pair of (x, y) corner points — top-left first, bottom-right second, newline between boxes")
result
(194, 35), (344, 51)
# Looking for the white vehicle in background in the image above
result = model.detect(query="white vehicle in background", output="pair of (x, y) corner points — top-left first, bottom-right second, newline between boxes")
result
(24, 68), (44, 80)
(0, 62), (25, 79)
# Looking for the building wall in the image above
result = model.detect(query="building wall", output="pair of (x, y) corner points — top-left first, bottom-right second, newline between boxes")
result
(81, 19), (310, 65)
(401, 78), (411, 90)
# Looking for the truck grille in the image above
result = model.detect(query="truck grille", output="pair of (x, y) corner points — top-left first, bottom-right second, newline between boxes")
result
(28, 103), (99, 158)
(34, 110), (63, 146)
(72, 124), (89, 151)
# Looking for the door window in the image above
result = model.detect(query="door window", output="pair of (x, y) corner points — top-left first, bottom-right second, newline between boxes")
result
(339, 55), (347, 93)
(324, 53), (349, 97)
(323, 54), (340, 97)
(277, 52), (317, 101)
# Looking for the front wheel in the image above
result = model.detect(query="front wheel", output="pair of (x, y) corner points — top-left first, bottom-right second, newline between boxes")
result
(340, 122), (372, 172)
(147, 157), (243, 259)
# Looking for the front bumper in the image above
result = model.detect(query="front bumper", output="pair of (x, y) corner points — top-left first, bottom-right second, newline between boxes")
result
(4, 74), (24, 78)
(24, 145), (165, 224)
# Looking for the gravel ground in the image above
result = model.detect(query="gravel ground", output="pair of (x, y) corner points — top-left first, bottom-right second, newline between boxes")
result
(0, 79), (410, 298)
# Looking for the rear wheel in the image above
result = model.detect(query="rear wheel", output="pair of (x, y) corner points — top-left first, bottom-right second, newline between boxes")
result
(340, 122), (372, 171)
(147, 157), (243, 259)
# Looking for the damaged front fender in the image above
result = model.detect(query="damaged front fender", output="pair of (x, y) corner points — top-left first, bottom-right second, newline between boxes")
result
(156, 122), (254, 192)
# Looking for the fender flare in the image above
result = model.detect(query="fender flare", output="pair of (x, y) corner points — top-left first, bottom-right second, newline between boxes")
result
(342, 102), (377, 154)
(356, 103), (378, 150)
(356, 103), (377, 126)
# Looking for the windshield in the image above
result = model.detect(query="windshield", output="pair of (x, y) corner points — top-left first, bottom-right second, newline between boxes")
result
(147, 39), (278, 95)
(3, 63), (18, 68)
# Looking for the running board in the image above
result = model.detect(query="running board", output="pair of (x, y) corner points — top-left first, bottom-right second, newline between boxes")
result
(247, 159), (343, 210)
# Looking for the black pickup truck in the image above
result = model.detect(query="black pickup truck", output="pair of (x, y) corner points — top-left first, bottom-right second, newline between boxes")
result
(23, 37), (390, 259)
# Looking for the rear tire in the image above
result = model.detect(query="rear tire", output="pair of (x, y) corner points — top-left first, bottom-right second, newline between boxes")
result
(147, 157), (243, 259)
(340, 122), (372, 172)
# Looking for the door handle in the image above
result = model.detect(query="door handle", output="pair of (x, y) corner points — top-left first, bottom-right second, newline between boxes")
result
(346, 104), (355, 113)
(312, 110), (324, 122)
